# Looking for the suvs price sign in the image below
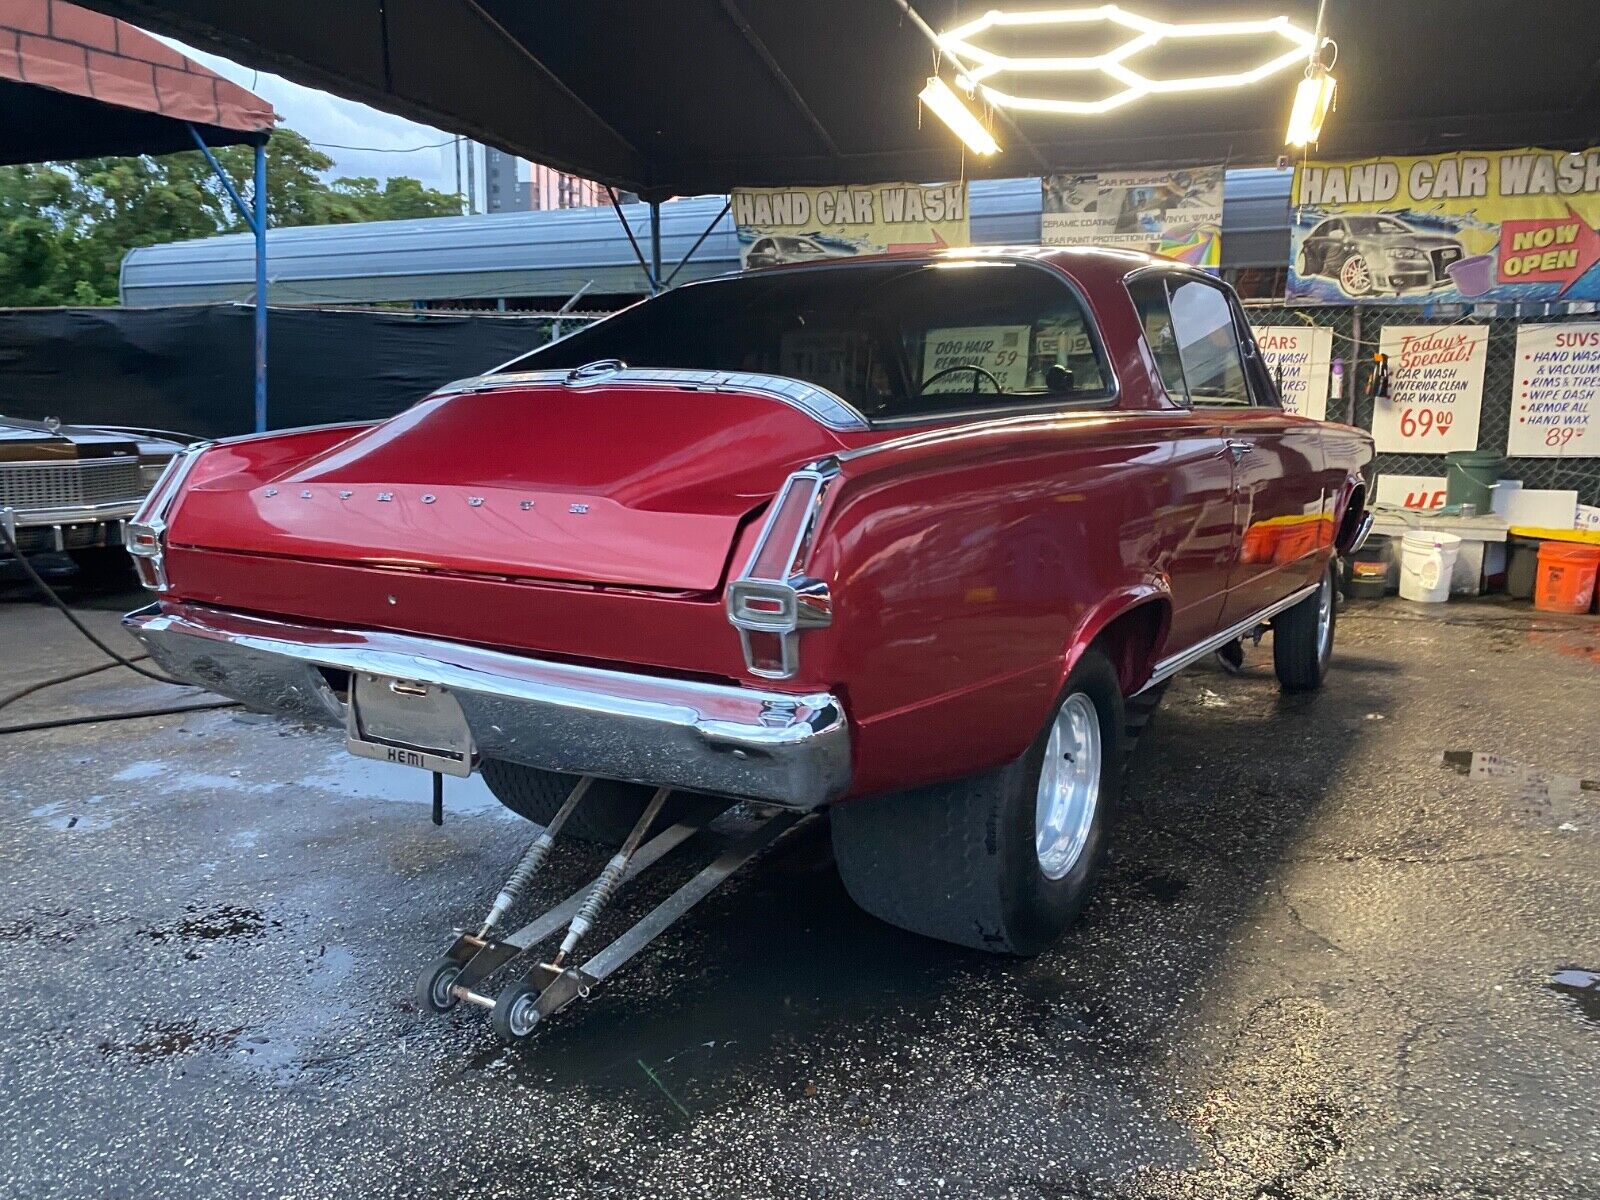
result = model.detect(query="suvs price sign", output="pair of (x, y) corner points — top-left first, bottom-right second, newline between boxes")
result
(1508, 324), (1600, 457)
(1372, 325), (1487, 453)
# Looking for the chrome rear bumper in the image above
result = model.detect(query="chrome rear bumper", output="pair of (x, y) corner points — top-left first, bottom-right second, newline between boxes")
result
(125, 602), (851, 810)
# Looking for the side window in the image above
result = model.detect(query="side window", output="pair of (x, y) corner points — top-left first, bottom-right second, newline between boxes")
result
(1166, 279), (1251, 408)
(1127, 276), (1189, 404)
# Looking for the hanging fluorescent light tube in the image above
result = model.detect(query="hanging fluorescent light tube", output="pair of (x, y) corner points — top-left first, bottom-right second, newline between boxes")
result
(1286, 67), (1336, 146)
(919, 77), (1001, 156)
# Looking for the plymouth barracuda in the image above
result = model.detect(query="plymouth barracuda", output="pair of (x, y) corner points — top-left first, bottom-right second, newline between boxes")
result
(125, 247), (1373, 954)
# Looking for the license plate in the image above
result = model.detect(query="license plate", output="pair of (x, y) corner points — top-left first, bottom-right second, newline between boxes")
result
(345, 673), (476, 777)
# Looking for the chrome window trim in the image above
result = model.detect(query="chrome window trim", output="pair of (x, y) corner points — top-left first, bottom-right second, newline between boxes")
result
(434, 367), (870, 432)
(211, 420), (373, 447)
(832, 407), (1138, 466)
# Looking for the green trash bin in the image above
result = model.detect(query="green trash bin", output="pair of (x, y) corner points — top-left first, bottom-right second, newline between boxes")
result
(1445, 450), (1507, 512)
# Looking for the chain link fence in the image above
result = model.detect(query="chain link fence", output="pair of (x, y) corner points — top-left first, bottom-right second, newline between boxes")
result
(1244, 301), (1600, 506)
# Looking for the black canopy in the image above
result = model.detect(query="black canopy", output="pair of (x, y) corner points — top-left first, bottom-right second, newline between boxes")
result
(69, 1), (1600, 197)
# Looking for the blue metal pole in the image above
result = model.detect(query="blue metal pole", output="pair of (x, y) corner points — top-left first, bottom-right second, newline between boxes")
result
(188, 124), (268, 432)
(252, 138), (268, 433)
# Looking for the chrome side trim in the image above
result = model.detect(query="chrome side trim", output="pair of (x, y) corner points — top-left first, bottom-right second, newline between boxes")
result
(1136, 583), (1319, 694)
(726, 461), (838, 680)
(434, 368), (870, 432)
(126, 441), (213, 591)
(1344, 510), (1375, 555)
(125, 602), (852, 810)
(8, 499), (141, 527)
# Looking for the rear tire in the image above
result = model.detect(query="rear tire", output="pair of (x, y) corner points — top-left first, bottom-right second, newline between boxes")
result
(1273, 561), (1337, 691)
(831, 649), (1125, 954)
(479, 760), (681, 845)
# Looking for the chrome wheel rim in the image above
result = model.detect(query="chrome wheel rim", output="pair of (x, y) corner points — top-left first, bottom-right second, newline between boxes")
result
(1340, 256), (1371, 295)
(1035, 692), (1102, 880)
(1316, 571), (1335, 663)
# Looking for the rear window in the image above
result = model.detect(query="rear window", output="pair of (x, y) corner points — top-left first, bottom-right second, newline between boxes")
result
(509, 259), (1112, 422)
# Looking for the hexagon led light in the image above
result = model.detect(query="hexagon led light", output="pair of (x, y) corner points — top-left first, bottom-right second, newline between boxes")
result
(937, 6), (1318, 116)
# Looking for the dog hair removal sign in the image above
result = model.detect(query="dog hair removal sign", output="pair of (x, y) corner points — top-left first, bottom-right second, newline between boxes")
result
(1372, 325), (1488, 454)
(1508, 324), (1600, 457)
(1252, 326), (1334, 419)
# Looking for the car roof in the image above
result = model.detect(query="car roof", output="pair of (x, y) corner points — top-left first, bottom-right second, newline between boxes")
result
(707, 244), (1187, 294)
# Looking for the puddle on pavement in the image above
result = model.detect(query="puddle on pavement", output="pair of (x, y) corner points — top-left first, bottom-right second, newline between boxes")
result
(296, 750), (506, 815)
(99, 1018), (243, 1064)
(1441, 750), (1597, 829)
(138, 902), (282, 946)
(1548, 968), (1600, 1026)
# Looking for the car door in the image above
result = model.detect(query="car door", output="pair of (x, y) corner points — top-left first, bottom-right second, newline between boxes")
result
(1125, 274), (1239, 652)
(1159, 277), (1332, 627)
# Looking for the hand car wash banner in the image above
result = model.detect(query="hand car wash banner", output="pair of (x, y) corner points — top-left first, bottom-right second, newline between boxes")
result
(732, 183), (969, 268)
(1289, 147), (1600, 303)
(1041, 167), (1223, 268)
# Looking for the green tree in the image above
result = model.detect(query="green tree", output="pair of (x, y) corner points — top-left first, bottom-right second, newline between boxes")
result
(0, 127), (462, 306)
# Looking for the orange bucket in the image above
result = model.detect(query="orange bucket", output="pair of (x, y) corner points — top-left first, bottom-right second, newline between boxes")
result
(1534, 541), (1600, 614)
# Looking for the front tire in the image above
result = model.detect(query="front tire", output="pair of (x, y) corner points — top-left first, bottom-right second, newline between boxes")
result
(831, 649), (1125, 954)
(1274, 561), (1337, 691)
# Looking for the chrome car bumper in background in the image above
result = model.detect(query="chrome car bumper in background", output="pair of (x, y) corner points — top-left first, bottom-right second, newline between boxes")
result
(125, 602), (852, 810)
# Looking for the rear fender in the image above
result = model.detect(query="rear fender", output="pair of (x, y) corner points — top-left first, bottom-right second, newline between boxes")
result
(1060, 583), (1172, 698)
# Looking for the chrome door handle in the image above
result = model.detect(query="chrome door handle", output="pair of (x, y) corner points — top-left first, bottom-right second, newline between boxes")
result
(1225, 438), (1255, 460)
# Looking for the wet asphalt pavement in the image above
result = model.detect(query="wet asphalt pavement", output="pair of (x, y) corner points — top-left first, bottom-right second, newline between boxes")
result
(1, 569), (1597, 1199)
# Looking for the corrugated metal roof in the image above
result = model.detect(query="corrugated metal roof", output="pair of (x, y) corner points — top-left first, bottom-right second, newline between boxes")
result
(120, 170), (1291, 307)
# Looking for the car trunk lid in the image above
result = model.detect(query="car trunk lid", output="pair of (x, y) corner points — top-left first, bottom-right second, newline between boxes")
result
(169, 379), (856, 592)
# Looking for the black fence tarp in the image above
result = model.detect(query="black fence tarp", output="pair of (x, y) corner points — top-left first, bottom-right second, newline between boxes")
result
(0, 305), (554, 438)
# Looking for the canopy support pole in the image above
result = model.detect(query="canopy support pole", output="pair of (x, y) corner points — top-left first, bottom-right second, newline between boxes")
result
(606, 186), (658, 294)
(649, 201), (663, 295)
(663, 199), (731, 288)
(189, 124), (269, 432)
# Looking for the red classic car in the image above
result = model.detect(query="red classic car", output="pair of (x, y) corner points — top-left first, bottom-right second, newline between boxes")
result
(126, 248), (1373, 956)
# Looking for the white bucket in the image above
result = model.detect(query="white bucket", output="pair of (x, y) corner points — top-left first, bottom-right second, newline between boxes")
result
(1399, 530), (1462, 603)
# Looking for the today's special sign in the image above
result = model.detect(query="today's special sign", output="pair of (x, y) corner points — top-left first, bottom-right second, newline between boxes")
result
(1372, 325), (1488, 454)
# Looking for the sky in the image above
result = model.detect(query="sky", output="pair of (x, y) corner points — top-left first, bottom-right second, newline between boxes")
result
(169, 39), (480, 203)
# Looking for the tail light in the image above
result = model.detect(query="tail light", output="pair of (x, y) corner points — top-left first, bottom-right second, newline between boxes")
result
(127, 441), (211, 591)
(727, 461), (837, 680)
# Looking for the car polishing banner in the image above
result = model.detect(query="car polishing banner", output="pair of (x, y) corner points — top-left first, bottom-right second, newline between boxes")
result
(732, 183), (969, 268)
(1252, 325), (1334, 419)
(1041, 167), (1223, 268)
(1372, 325), (1488, 454)
(1508, 324), (1600, 458)
(1289, 147), (1600, 303)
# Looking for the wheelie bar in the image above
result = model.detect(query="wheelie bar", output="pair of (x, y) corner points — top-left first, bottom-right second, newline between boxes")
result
(490, 809), (804, 1041)
(416, 788), (803, 1041)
